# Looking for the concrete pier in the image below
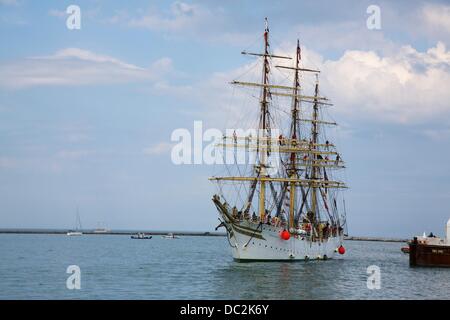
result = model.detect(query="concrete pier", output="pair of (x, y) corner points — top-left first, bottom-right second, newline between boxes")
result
(0, 228), (226, 237)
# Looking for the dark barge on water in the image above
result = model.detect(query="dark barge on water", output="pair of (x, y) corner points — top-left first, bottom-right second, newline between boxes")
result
(409, 219), (450, 268)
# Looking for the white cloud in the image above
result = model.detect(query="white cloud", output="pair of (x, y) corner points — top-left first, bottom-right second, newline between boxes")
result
(287, 21), (397, 55)
(41, 48), (145, 70)
(422, 4), (450, 34)
(129, 2), (210, 32)
(0, 48), (173, 89)
(320, 42), (450, 123)
(408, 3), (450, 43)
(122, 1), (254, 46)
(166, 41), (450, 126)
(143, 142), (174, 155)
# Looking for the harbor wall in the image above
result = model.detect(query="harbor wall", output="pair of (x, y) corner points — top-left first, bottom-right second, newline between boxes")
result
(0, 229), (408, 242)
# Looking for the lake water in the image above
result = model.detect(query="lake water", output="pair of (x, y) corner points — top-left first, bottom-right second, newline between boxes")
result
(0, 234), (449, 299)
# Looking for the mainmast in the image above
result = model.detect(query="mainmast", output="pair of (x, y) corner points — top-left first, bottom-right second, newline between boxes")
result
(258, 18), (271, 221)
(290, 40), (301, 141)
(310, 76), (320, 228)
(288, 40), (301, 231)
(260, 18), (270, 135)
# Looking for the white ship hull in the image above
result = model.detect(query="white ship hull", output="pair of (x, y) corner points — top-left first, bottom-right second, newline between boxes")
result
(227, 221), (342, 261)
(215, 201), (344, 261)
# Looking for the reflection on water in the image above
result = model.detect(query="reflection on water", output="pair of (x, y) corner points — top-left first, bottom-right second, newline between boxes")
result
(212, 240), (450, 300)
(0, 234), (449, 299)
(212, 259), (354, 299)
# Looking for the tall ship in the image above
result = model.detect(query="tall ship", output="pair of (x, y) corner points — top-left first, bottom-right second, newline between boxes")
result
(210, 19), (348, 261)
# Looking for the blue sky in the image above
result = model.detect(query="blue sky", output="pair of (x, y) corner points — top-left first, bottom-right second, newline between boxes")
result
(0, 0), (450, 238)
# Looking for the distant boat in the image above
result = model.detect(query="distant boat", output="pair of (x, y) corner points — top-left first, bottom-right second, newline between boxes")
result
(67, 207), (83, 236)
(131, 233), (152, 240)
(162, 233), (179, 239)
(93, 228), (109, 234)
(401, 246), (410, 254)
(67, 231), (82, 236)
(93, 223), (110, 234)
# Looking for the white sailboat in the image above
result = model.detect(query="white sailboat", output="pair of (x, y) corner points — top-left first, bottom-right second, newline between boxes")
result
(67, 207), (83, 236)
(210, 19), (348, 261)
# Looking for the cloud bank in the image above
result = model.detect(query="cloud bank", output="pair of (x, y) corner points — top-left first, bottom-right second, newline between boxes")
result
(185, 41), (450, 126)
(0, 48), (173, 89)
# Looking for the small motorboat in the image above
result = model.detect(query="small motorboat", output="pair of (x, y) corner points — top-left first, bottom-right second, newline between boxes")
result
(162, 233), (179, 239)
(131, 233), (152, 239)
(401, 246), (410, 254)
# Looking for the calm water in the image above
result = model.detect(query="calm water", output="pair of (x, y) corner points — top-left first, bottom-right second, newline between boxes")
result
(0, 234), (449, 299)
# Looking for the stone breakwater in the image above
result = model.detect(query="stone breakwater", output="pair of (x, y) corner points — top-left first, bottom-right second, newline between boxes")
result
(0, 229), (408, 242)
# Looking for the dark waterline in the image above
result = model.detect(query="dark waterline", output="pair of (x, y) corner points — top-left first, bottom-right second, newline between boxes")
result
(0, 234), (448, 299)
